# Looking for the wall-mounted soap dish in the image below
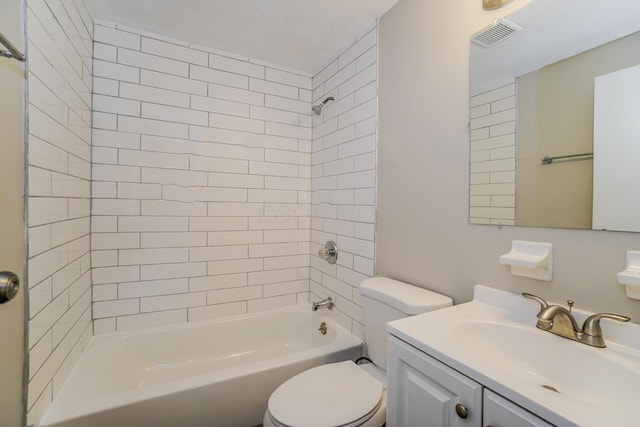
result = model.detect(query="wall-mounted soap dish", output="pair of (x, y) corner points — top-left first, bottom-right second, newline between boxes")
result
(500, 240), (553, 281)
(617, 250), (640, 300)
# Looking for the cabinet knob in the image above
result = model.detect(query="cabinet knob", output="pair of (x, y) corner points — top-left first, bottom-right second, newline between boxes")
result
(455, 403), (469, 419)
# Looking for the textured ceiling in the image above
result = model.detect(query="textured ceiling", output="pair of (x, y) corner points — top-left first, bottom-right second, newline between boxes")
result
(471, 0), (640, 94)
(87, 0), (400, 75)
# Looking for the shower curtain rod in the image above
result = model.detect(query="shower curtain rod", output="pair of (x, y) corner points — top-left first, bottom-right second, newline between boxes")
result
(0, 30), (26, 62)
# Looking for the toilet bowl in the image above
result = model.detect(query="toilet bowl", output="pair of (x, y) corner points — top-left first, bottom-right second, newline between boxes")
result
(263, 277), (452, 427)
(263, 361), (387, 427)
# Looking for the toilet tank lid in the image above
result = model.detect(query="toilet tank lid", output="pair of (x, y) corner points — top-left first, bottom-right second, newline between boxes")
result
(360, 277), (453, 314)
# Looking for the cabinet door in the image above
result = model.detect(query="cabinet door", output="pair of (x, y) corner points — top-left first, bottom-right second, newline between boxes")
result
(388, 335), (483, 427)
(484, 390), (554, 427)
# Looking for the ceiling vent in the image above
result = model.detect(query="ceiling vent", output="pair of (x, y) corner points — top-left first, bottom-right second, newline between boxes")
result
(471, 18), (522, 48)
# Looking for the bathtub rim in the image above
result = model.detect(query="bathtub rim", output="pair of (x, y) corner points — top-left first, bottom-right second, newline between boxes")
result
(41, 304), (363, 427)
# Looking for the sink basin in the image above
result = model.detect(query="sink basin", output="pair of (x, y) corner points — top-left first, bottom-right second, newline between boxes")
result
(450, 321), (640, 410)
(387, 285), (640, 427)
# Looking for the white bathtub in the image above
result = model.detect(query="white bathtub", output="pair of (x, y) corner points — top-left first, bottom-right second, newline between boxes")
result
(40, 305), (363, 427)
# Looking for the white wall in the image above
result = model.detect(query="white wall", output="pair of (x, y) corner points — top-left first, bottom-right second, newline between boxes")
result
(26, 0), (94, 423)
(376, 0), (640, 321)
(310, 27), (378, 337)
(90, 21), (314, 333)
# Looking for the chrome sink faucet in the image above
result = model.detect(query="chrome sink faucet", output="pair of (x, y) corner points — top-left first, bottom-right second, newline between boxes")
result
(312, 297), (334, 311)
(522, 293), (630, 348)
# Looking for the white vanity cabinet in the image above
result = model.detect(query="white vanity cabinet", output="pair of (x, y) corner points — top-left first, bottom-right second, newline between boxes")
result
(387, 335), (482, 427)
(484, 390), (554, 427)
(387, 335), (554, 427)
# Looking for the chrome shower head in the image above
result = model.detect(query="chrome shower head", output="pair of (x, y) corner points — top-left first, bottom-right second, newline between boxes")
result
(312, 96), (335, 115)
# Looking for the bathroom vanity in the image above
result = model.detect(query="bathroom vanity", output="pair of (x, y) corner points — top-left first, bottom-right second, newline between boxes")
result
(385, 285), (640, 427)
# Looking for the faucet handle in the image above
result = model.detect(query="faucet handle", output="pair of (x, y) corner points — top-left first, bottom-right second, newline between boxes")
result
(582, 313), (630, 337)
(522, 293), (549, 314)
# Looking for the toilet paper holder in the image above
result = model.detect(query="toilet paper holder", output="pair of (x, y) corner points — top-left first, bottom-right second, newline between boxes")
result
(318, 241), (338, 264)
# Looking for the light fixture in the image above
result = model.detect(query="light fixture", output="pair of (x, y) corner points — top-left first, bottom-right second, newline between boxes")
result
(483, 0), (514, 10)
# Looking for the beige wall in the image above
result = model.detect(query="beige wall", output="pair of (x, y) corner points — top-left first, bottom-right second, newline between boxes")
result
(376, 0), (640, 321)
(0, 0), (26, 425)
(516, 32), (640, 229)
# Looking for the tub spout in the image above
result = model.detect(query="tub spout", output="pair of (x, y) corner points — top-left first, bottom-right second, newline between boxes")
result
(312, 297), (334, 311)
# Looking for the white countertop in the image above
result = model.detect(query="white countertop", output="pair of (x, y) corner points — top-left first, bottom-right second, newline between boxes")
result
(387, 285), (640, 427)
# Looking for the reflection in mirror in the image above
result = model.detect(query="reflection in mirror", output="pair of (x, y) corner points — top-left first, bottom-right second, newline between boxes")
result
(469, 0), (640, 231)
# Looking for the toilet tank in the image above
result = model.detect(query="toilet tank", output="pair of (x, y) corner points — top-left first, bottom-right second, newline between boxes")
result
(360, 277), (452, 371)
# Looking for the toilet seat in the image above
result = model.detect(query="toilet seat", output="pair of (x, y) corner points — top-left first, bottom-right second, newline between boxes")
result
(267, 361), (384, 427)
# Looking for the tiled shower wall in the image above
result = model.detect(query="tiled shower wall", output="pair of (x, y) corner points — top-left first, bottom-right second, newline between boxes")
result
(26, 0), (94, 423)
(90, 21), (313, 333)
(469, 82), (516, 225)
(309, 27), (378, 338)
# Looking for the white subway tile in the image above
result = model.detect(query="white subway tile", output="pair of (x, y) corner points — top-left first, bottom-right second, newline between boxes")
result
(193, 142), (263, 163)
(207, 286), (262, 305)
(189, 217), (248, 231)
(92, 250), (118, 267)
(188, 302), (247, 322)
(140, 262), (207, 281)
(141, 37), (208, 65)
(119, 248), (189, 265)
(94, 42), (117, 61)
(263, 229), (309, 243)
(248, 294), (297, 313)
(140, 292), (205, 313)
(141, 103), (208, 126)
(92, 232), (140, 250)
(119, 216), (188, 232)
(208, 113), (265, 133)
(141, 232), (206, 248)
(339, 28), (376, 69)
(93, 129), (140, 150)
(140, 69), (207, 95)
(142, 167), (207, 186)
(93, 112), (117, 130)
(118, 48), (188, 77)
(208, 202), (264, 217)
(140, 200), (207, 216)
(94, 26), (141, 50)
(93, 59), (139, 83)
(120, 82), (190, 108)
(207, 231), (263, 246)
(264, 149), (310, 165)
(190, 95), (249, 117)
(355, 46), (376, 73)
(250, 105), (299, 125)
(93, 298), (139, 318)
(92, 265), (140, 285)
(92, 199), (140, 216)
(190, 245), (247, 262)
(249, 161), (298, 177)
(264, 95), (309, 115)
(93, 94), (140, 116)
(247, 268), (298, 286)
(189, 274), (247, 292)
(209, 54), (264, 79)
(208, 258), (263, 275)
(118, 116), (188, 139)
(190, 65), (249, 88)
(117, 309), (187, 332)
(250, 78), (298, 99)
(209, 83), (264, 105)
(189, 155), (248, 174)
(117, 182), (162, 199)
(249, 243), (299, 258)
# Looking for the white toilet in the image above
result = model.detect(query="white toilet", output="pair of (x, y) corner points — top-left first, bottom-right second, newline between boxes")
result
(263, 277), (452, 427)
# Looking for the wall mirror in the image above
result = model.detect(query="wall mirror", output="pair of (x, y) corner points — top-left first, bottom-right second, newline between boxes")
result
(469, 0), (640, 231)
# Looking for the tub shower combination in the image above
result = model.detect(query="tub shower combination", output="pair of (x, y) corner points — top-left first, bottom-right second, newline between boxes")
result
(40, 306), (362, 427)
